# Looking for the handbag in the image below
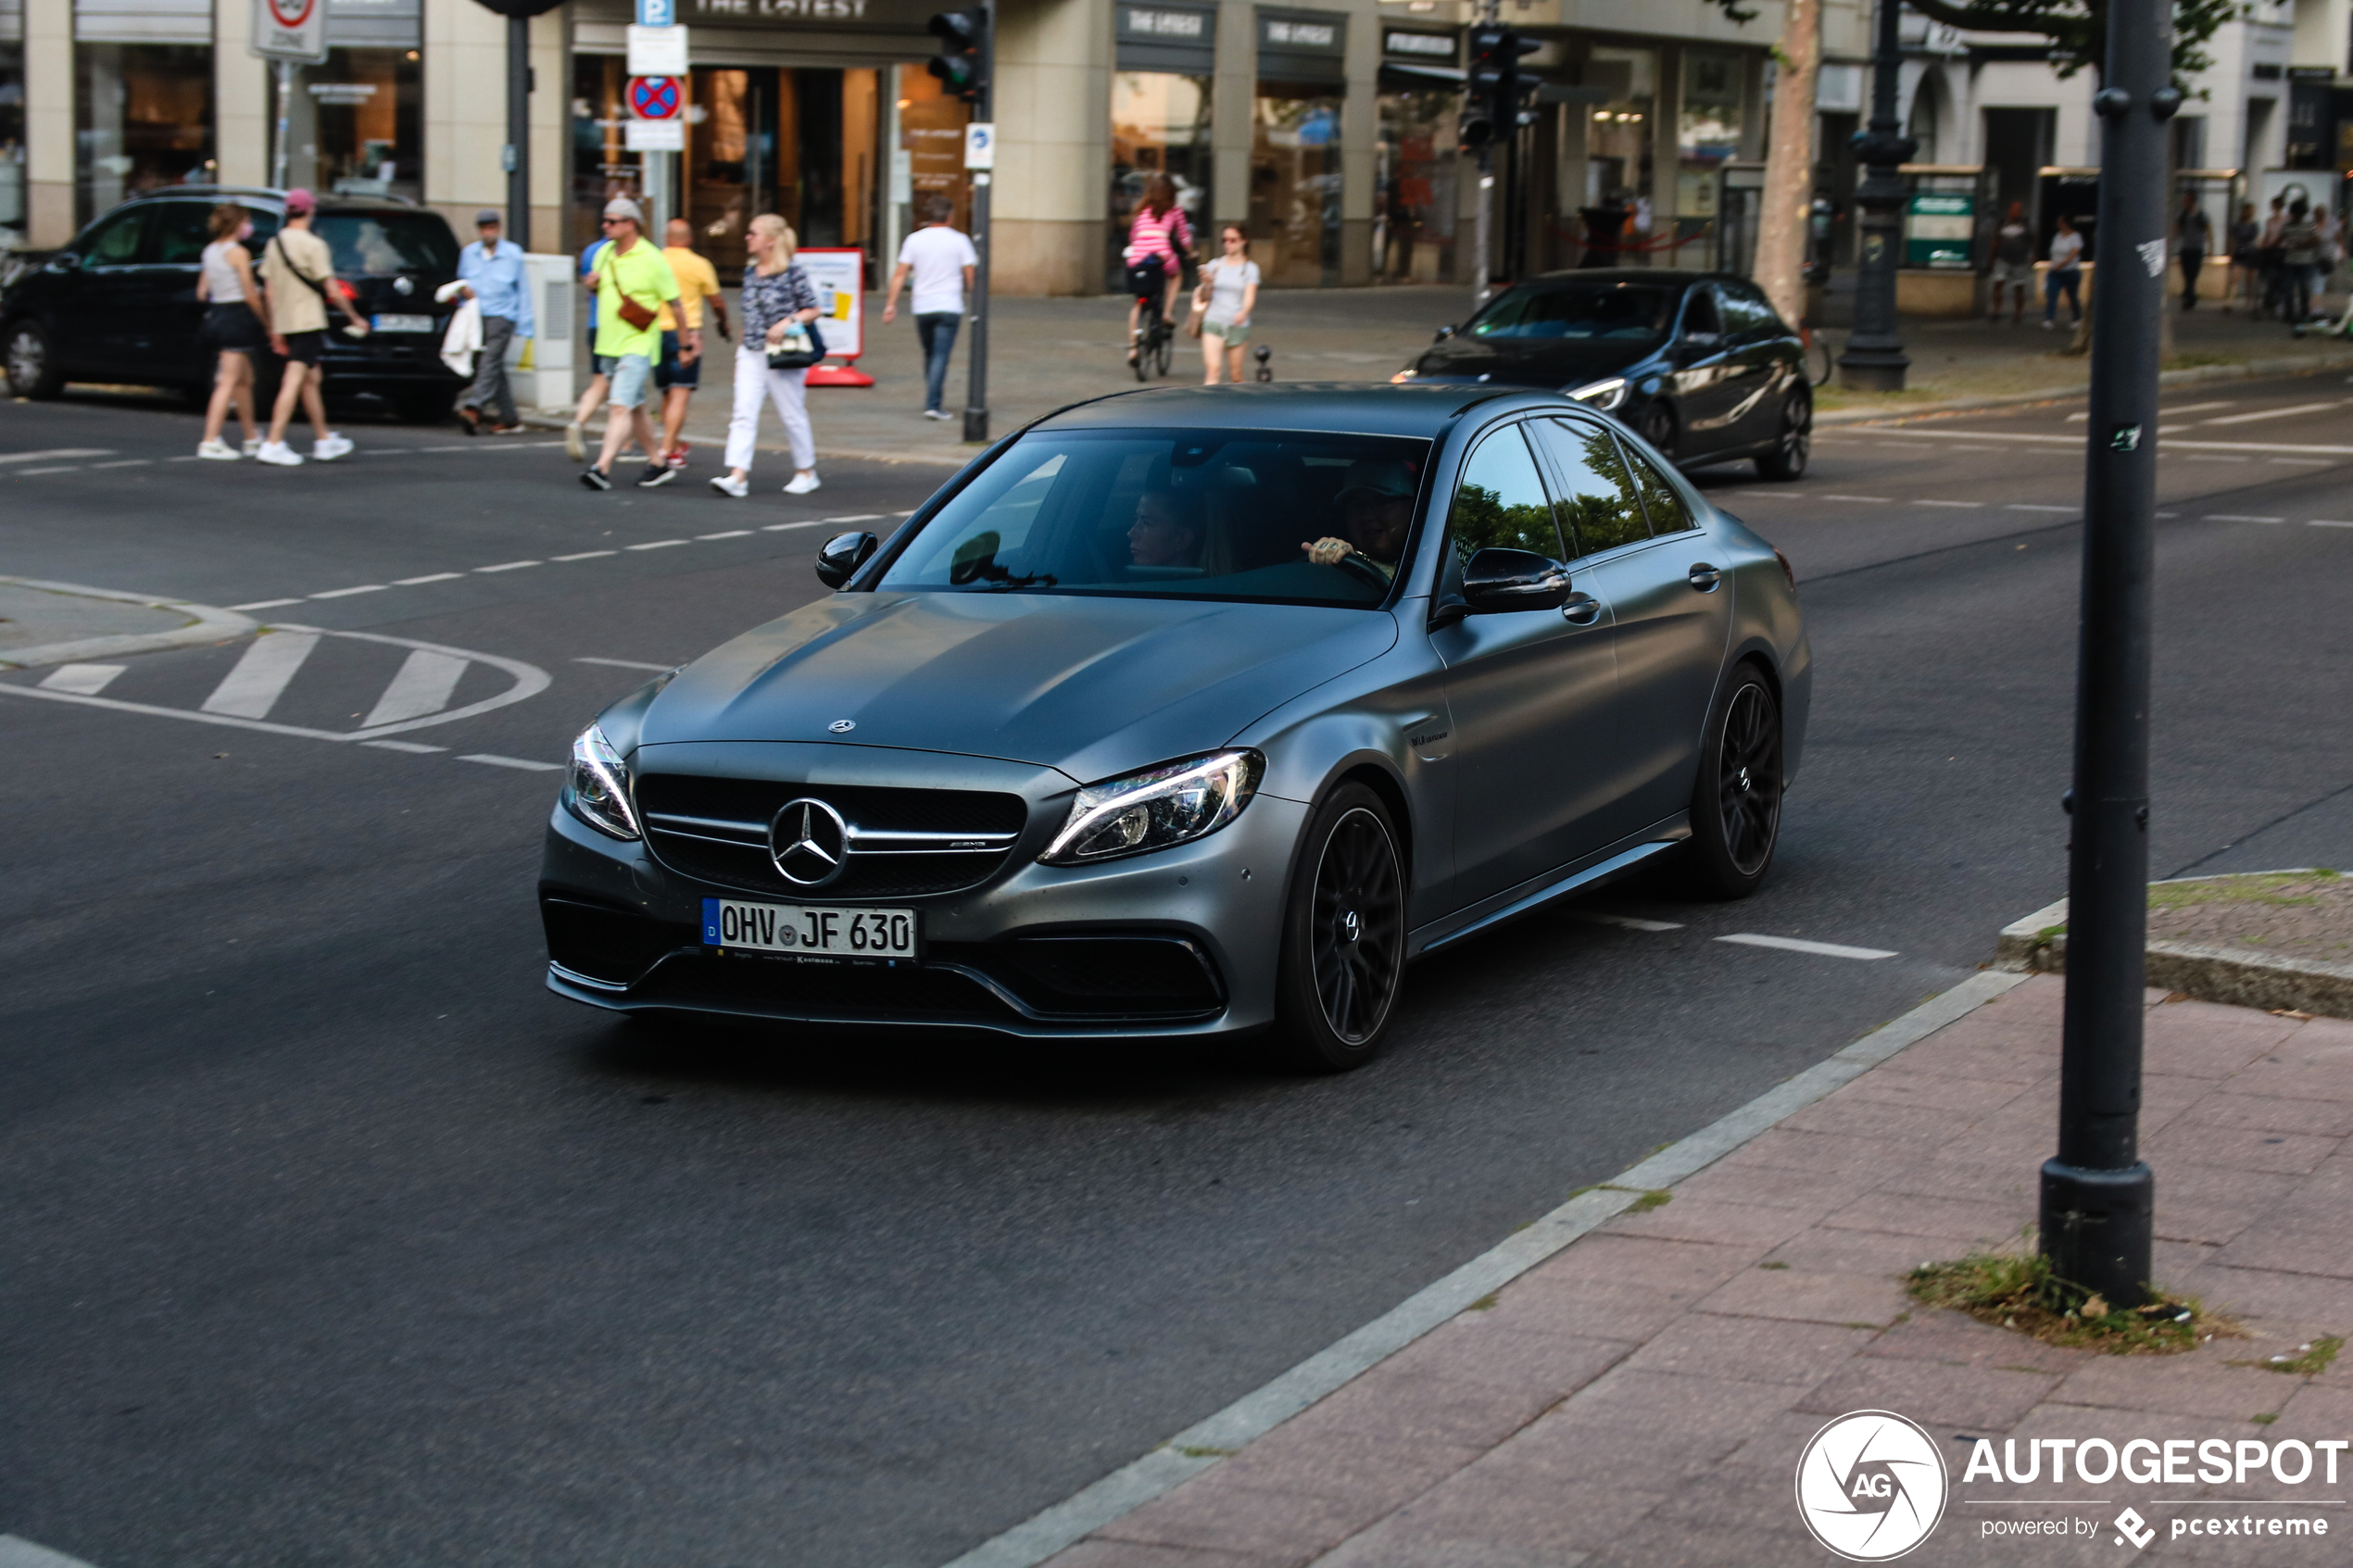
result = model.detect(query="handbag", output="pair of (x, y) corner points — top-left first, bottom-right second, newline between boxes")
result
(1183, 279), (1209, 340)
(765, 285), (826, 369)
(600, 245), (659, 332)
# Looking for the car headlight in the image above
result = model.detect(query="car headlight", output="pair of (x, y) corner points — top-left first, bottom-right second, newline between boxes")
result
(1567, 376), (1629, 411)
(1041, 750), (1264, 866)
(565, 722), (640, 841)
(1390, 369), (1417, 384)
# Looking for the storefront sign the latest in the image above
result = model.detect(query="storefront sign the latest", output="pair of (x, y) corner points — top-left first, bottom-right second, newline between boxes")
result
(250, 0), (330, 64)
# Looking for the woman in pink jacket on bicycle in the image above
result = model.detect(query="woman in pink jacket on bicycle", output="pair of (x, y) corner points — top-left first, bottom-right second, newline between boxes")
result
(1123, 174), (1194, 366)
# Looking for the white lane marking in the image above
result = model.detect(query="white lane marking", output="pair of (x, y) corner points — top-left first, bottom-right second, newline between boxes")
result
(2271, 457), (2333, 465)
(360, 738), (446, 753)
(552, 549), (617, 560)
(2005, 504), (2074, 512)
(2198, 399), (2348, 425)
(1718, 933), (1898, 960)
(2205, 514), (2284, 523)
(1818, 494), (1892, 503)
(1569, 911), (1684, 932)
(271, 622), (552, 742)
(2067, 402), (2233, 421)
(474, 559), (540, 572)
(2312, 520), (2353, 528)
(231, 597), (306, 610)
(458, 753), (562, 771)
(201, 631), (321, 719)
(40, 663), (126, 696)
(1853, 427), (2353, 456)
(1915, 499), (1983, 508)
(395, 571), (464, 585)
(0, 1533), (107, 1567)
(825, 513), (884, 521)
(90, 458), (152, 470)
(0, 448), (113, 466)
(13, 467), (83, 475)
(2171, 453), (2250, 461)
(762, 520), (828, 531)
(361, 648), (471, 727)
(698, 529), (754, 540)
(626, 539), (688, 550)
(309, 583), (389, 598)
(574, 657), (674, 671)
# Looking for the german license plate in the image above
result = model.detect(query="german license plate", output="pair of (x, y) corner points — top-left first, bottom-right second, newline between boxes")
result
(371, 313), (434, 333)
(703, 897), (918, 960)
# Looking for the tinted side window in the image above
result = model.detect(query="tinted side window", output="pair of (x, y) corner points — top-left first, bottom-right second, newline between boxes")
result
(149, 203), (213, 264)
(84, 209), (147, 265)
(1680, 286), (1721, 337)
(1530, 418), (1649, 557)
(1617, 436), (1697, 533)
(1447, 425), (1565, 564)
(1714, 282), (1780, 337)
(315, 213), (459, 276)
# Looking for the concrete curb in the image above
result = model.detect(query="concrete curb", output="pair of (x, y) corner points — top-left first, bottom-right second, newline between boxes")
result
(937, 965), (2028, 1568)
(1817, 345), (2353, 427)
(1994, 875), (2353, 1020)
(0, 576), (255, 671)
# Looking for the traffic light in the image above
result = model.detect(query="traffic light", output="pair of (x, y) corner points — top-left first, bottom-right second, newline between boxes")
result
(1460, 24), (1538, 149)
(927, 10), (985, 105)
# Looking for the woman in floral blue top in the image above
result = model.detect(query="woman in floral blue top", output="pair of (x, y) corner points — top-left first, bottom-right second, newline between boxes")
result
(713, 213), (824, 497)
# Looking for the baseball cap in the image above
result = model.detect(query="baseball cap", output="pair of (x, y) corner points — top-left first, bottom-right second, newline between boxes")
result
(602, 195), (645, 224)
(1335, 458), (1416, 501)
(474, 207), (502, 226)
(283, 188), (316, 215)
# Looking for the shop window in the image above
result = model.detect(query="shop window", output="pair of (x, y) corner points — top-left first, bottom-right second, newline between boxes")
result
(900, 65), (971, 238)
(1581, 45), (1655, 266)
(1109, 71), (1212, 290)
(1676, 51), (1743, 245)
(1376, 89), (1457, 283)
(283, 48), (422, 204)
(75, 44), (214, 226)
(1252, 82), (1342, 288)
(1, 44), (24, 247)
(679, 66), (879, 276)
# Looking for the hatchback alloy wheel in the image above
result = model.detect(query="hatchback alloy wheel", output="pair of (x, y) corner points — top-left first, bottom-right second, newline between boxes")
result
(6, 320), (62, 400)
(1755, 387), (1811, 481)
(1689, 667), (1783, 897)
(1277, 783), (1404, 1071)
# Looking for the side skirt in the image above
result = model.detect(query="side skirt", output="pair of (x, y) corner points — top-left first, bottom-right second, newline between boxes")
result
(1407, 813), (1691, 960)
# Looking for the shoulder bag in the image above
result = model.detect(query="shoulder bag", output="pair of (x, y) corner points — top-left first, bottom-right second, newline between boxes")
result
(763, 269), (827, 369)
(600, 245), (660, 332)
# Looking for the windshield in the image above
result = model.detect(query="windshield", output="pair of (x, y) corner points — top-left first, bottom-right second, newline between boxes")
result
(1467, 282), (1677, 343)
(313, 212), (459, 276)
(877, 428), (1434, 609)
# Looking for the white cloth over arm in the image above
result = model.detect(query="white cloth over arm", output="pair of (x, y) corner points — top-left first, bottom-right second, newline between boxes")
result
(438, 294), (484, 377)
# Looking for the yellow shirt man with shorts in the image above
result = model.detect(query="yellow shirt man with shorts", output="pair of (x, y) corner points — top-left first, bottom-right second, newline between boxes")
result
(582, 196), (683, 490)
(651, 219), (728, 475)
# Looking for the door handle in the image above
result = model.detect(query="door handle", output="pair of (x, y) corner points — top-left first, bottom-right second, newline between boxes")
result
(1687, 563), (1722, 592)
(1560, 592), (1602, 625)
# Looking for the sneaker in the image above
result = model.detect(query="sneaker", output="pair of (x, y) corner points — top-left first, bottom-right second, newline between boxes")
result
(635, 463), (676, 488)
(195, 438), (241, 460)
(923, 408), (954, 420)
(2040, 319), (2056, 330)
(563, 421), (586, 462)
(782, 471), (822, 495)
(580, 466), (611, 491)
(666, 445), (690, 470)
(241, 437), (261, 457)
(255, 441), (304, 467)
(312, 433), (354, 461)
(710, 473), (749, 498)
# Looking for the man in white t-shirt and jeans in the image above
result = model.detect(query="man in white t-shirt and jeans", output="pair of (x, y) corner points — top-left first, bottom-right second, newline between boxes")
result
(881, 196), (979, 420)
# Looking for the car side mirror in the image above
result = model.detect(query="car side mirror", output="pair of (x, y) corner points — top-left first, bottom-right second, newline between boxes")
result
(1434, 324), (1457, 342)
(46, 253), (82, 273)
(1461, 548), (1572, 613)
(815, 531), (878, 589)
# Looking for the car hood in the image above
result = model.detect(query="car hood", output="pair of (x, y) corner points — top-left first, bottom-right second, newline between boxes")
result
(638, 591), (1400, 784)
(1412, 333), (1660, 390)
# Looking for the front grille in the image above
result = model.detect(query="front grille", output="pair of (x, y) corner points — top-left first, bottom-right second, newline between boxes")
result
(636, 775), (1028, 900)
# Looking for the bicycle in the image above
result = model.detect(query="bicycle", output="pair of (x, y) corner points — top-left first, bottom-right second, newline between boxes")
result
(1125, 260), (1176, 381)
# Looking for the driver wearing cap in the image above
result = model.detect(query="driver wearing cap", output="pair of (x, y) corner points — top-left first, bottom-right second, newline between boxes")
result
(1302, 459), (1416, 581)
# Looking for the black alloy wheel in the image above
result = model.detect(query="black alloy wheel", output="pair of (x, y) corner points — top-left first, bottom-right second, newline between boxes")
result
(1639, 402), (1679, 463)
(1275, 783), (1406, 1072)
(1151, 326), (1173, 379)
(1754, 386), (1812, 481)
(6, 320), (64, 399)
(1688, 665), (1783, 898)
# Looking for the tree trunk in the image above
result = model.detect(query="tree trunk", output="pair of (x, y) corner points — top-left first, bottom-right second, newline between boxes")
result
(1755, 0), (1821, 330)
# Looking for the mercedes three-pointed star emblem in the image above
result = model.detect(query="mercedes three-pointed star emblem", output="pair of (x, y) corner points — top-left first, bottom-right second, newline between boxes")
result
(770, 797), (849, 887)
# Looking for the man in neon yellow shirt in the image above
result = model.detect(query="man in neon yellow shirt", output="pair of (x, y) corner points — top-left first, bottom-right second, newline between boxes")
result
(581, 196), (682, 491)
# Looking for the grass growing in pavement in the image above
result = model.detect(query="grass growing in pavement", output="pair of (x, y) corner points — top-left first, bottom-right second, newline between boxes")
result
(2147, 869), (2340, 912)
(2234, 1336), (2344, 1376)
(1906, 1246), (2229, 1354)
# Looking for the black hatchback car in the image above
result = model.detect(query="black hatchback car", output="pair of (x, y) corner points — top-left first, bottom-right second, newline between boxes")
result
(2, 185), (467, 420)
(1396, 270), (1813, 482)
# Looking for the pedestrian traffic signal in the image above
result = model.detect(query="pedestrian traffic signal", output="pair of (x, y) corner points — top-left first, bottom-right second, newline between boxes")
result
(1461, 24), (1539, 149)
(927, 10), (986, 105)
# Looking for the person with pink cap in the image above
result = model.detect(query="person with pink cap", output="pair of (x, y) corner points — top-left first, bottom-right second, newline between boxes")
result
(255, 188), (370, 466)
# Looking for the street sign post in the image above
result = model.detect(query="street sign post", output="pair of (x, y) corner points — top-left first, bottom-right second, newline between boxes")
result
(963, 123), (995, 170)
(472, 0), (567, 252)
(251, 0), (328, 190)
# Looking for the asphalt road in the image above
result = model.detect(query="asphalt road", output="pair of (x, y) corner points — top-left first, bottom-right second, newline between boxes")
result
(3, 373), (2348, 1568)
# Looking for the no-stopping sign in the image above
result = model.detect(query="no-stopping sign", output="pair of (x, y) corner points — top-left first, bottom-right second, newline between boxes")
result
(627, 76), (683, 121)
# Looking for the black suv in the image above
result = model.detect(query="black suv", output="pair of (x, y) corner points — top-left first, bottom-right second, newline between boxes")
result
(2, 185), (467, 420)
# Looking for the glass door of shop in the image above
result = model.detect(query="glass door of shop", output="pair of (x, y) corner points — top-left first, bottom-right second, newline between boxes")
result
(683, 67), (880, 277)
(1109, 71), (1212, 290)
(1252, 82), (1342, 287)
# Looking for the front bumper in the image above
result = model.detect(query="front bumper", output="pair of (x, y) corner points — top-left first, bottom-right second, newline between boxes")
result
(536, 752), (1305, 1040)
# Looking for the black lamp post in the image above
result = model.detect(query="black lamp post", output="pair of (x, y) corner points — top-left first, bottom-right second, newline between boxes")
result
(2042, 0), (2174, 1311)
(1836, 0), (1916, 391)
(473, 0), (565, 247)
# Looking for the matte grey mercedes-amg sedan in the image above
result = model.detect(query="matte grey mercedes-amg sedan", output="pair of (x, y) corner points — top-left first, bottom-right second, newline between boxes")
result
(539, 383), (1810, 1070)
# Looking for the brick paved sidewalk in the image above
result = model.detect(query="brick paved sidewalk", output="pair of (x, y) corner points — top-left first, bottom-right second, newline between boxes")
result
(1039, 977), (2353, 1568)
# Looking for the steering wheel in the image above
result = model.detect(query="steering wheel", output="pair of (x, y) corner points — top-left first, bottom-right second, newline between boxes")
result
(1331, 551), (1391, 591)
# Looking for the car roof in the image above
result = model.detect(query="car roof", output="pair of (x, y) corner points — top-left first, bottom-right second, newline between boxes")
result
(117, 185), (425, 214)
(1507, 269), (1730, 289)
(1035, 383), (1570, 439)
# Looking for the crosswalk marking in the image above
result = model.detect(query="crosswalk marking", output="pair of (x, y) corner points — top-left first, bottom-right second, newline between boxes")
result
(201, 631), (320, 719)
(40, 663), (126, 695)
(459, 753), (562, 771)
(362, 648), (470, 727)
(0, 448), (113, 466)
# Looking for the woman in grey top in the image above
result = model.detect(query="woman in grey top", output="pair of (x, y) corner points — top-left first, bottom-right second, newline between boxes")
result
(195, 203), (271, 459)
(1196, 225), (1260, 384)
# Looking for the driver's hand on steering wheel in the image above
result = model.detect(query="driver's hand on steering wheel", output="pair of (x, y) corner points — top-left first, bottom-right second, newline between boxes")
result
(1302, 536), (1355, 566)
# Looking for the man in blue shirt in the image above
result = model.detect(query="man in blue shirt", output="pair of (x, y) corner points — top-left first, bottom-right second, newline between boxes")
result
(566, 231), (615, 460)
(456, 209), (535, 433)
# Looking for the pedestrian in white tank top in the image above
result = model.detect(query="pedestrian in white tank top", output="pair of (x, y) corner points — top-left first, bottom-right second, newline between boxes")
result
(194, 203), (272, 459)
